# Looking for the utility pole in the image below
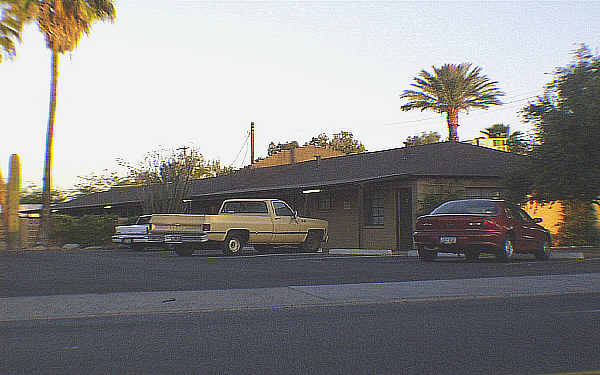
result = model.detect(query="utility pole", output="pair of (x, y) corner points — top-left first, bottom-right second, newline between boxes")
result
(250, 122), (255, 166)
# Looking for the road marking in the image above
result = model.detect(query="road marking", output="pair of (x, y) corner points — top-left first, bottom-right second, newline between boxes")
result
(538, 371), (600, 375)
(553, 309), (600, 315)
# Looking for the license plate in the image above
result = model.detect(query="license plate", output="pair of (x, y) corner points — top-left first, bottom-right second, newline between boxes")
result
(123, 239), (132, 244)
(440, 236), (456, 244)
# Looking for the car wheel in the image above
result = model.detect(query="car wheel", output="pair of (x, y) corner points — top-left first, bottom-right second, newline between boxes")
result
(497, 237), (514, 261)
(174, 245), (194, 257)
(535, 239), (551, 260)
(463, 249), (480, 261)
(223, 233), (244, 256)
(417, 246), (437, 261)
(302, 232), (322, 253)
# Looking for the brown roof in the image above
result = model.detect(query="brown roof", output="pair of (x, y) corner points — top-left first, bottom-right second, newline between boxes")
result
(57, 142), (524, 209)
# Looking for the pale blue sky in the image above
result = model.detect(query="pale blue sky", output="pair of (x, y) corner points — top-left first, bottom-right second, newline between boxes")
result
(1, 1), (599, 189)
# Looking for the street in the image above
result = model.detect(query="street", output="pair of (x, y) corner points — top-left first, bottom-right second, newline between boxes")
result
(2, 248), (600, 374)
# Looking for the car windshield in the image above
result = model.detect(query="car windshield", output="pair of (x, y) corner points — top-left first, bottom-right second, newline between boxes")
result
(431, 200), (498, 215)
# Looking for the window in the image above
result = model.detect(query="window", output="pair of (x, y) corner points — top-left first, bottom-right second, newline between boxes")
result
(318, 193), (333, 210)
(221, 201), (268, 214)
(365, 190), (385, 225)
(273, 201), (294, 217)
(432, 200), (498, 215)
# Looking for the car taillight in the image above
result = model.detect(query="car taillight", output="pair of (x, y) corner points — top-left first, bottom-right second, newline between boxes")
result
(202, 223), (211, 232)
(469, 220), (498, 229)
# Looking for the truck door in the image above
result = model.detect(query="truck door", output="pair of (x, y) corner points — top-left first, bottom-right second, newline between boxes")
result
(272, 201), (304, 244)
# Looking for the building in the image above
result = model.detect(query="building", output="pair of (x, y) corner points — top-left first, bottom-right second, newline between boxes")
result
(251, 145), (346, 168)
(54, 142), (524, 250)
(464, 137), (510, 152)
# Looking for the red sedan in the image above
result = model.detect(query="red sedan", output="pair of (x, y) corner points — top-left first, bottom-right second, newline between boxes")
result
(413, 199), (552, 261)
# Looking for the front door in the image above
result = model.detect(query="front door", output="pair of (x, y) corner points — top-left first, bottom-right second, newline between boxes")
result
(272, 201), (303, 244)
(397, 188), (413, 251)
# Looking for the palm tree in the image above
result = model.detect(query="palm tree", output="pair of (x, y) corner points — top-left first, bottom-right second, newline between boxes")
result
(0, 4), (23, 63)
(400, 63), (504, 142)
(10, 0), (115, 244)
(480, 123), (510, 138)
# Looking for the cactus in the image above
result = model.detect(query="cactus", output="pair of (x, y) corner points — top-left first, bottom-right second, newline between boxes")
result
(0, 169), (6, 245)
(7, 154), (21, 250)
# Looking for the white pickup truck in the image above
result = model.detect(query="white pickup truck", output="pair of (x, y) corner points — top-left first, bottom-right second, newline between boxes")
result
(112, 199), (328, 256)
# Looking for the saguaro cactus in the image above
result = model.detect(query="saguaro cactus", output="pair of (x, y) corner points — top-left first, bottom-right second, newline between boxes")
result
(7, 154), (21, 250)
(0, 169), (6, 245)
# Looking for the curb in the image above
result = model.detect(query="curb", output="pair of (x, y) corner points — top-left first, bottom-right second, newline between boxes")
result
(329, 249), (393, 256)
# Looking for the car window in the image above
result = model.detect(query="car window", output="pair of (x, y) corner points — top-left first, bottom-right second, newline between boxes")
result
(273, 201), (294, 217)
(519, 208), (534, 222)
(431, 200), (498, 215)
(136, 216), (151, 225)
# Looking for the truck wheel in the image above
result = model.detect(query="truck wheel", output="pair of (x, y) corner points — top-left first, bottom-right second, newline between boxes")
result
(223, 234), (244, 256)
(302, 232), (322, 252)
(174, 245), (194, 257)
(417, 246), (437, 261)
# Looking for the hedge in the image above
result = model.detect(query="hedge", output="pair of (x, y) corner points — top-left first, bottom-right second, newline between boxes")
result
(49, 214), (118, 247)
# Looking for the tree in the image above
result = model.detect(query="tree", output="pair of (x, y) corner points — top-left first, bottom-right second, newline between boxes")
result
(480, 123), (529, 154)
(20, 183), (68, 204)
(119, 146), (233, 214)
(329, 131), (366, 154)
(9, 0), (116, 245)
(400, 63), (504, 142)
(267, 141), (299, 156)
(510, 45), (600, 206)
(306, 133), (329, 148)
(72, 170), (134, 197)
(0, 4), (22, 62)
(403, 131), (441, 147)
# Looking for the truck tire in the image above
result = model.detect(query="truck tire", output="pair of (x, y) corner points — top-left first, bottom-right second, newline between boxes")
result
(174, 245), (194, 257)
(302, 231), (322, 252)
(223, 233), (244, 256)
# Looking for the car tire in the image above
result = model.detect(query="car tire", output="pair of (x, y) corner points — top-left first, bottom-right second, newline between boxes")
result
(302, 232), (322, 253)
(174, 245), (194, 257)
(497, 237), (514, 262)
(535, 239), (551, 260)
(417, 246), (437, 261)
(464, 249), (480, 261)
(223, 233), (244, 256)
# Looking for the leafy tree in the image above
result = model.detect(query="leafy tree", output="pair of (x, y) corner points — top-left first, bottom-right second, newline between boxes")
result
(509, 45), (600, 206)
(8, 0), (116, 244)
(119, 146), (232, 214)
(73, 170), (134, 197)
(267, 141), (299, 156)
(0, 4), (22, 62)
(403, 131), (441, 147)
(20, 184), (67, 204)
(400, 63), (504, 141)
(329, 131), (366, 154)
(306, 133), (329, 148)
(554, 201), (600, 246)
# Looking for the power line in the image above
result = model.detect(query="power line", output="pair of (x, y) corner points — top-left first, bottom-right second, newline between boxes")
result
(230, 130), (251, 167)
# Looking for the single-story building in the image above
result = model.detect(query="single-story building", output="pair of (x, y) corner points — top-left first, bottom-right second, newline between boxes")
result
(54, 142), (524, 250)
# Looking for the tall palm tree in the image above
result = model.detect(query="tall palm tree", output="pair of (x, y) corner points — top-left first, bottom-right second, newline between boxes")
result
(480, 123), (527, 153)
(480, 123), (510, 138)
(10, 0), (115, 244)
(0, 3), (23, 62)
(400, 63), (504, 142)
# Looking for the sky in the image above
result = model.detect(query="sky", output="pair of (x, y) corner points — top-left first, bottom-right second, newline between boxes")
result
(1, 1), (599, 191)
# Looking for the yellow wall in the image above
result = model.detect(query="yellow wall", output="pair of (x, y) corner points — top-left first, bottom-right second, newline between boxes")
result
(524, 201), (600, 235)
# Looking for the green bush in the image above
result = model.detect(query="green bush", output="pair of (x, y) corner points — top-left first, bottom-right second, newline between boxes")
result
(555, 201), (600, 246)
(50, 214), (118, 247)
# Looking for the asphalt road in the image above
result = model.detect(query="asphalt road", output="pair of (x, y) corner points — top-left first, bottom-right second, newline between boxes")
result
(2, 248), (600, 297)
(2, 249), (600, 374)
(3, 293), (600, 375)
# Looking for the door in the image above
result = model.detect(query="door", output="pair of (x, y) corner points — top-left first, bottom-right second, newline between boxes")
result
(272, 201), (304, 244)
(397, 188), (413, 251)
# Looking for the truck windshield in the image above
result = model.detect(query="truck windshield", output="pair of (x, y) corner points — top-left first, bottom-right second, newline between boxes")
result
(136, 216), (151, 225)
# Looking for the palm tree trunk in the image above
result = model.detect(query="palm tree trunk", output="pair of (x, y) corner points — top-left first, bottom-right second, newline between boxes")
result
(446, 110), (459, 142)
(39, 50), (58, 245)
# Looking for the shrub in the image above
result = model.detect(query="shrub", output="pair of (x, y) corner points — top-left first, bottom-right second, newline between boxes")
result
(554, 201), (600, 246)
(50, 214), (118, 247)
